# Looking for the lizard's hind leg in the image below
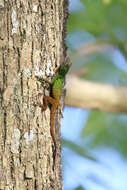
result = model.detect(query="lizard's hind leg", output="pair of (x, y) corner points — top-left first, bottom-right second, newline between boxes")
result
(39, 95), (55, 111)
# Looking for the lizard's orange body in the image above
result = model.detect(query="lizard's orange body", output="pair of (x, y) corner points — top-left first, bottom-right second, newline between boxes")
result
(40, 90), (61, 155)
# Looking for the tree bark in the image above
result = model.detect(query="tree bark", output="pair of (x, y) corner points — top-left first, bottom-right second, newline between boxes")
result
(0, 0), (68, 189)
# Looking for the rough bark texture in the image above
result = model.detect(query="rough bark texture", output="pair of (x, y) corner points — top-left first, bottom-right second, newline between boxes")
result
(0, 0), (68, 189)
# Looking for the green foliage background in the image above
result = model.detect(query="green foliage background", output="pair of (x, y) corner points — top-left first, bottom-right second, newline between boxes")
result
(63, 0), (127, 189)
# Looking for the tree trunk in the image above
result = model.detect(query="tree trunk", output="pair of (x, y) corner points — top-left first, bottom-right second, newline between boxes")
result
(0, 0), (68, 189)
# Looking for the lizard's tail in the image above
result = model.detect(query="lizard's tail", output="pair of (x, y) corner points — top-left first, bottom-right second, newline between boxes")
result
(50, 107), (57, 170)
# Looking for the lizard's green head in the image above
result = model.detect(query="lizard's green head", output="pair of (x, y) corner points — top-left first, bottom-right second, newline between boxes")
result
(59, 57), (72, 77)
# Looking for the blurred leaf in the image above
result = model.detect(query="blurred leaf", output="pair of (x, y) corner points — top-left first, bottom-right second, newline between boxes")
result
(68, 1), (108, 35)
(81, 110), (127, 157)
(81, 53), (127, 84)
(74, 186), (85, 190)
(81, 110), (107, 138)
(86, 173), (112, 190)
(62, 138), (97, 161)
(68, 0), (127, 55)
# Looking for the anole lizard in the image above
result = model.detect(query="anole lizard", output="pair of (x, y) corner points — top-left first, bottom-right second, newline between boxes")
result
(36, 57), (71, 169)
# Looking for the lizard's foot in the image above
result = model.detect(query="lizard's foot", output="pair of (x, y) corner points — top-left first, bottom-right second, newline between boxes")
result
(33, 103), (46, 111)
(39, 103), (47, 111)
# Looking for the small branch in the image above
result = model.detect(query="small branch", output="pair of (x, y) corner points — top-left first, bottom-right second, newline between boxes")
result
(77, 41), (116, 56)
(65, 75), (127, 113)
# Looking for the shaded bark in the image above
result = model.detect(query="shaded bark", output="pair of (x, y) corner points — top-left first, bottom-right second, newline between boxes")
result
(0, 0), (69, 189)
